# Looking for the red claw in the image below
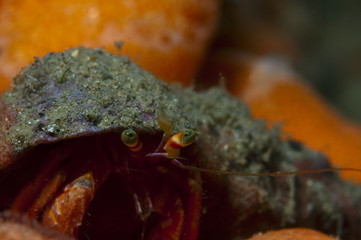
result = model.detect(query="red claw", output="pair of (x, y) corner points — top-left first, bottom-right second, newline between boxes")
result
(42, 172), (95, 236)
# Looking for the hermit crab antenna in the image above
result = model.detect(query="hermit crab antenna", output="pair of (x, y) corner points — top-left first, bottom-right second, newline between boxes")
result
(157, 112), (173, 137)
(171, 159), (361, 177)
(154, 112), (174, 153)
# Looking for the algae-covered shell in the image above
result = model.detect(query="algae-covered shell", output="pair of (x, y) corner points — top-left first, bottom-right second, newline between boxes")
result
(0, 47), (360, 240)
(0, 47), (192, 167)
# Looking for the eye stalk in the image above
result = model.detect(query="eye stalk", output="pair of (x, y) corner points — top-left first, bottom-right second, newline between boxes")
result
(121, 129), (142, 152)
(163, 129), (196, 159)
(182, 129), (196, 146)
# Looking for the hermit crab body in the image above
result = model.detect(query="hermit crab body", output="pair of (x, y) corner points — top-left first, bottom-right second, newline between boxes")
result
(0, 48), (360, 240)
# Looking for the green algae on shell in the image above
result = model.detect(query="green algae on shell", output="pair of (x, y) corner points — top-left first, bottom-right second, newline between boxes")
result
(0, 47), (360, 239)
(0, 47), (193, 165)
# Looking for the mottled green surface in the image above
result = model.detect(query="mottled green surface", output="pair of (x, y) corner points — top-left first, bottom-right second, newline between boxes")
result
(1, 47), (192, 159)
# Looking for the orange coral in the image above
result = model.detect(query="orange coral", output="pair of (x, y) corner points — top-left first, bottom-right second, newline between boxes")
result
(246, 228), (338, 240)
(0, 0), (219, 92)
(199, 50), (361, 183)
(0, 212), (72, 240)
(0, 222), (55, 240)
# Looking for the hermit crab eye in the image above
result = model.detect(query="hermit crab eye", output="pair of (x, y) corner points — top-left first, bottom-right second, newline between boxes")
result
(121, 129), (139, 147)
(182, 129), (196, 146)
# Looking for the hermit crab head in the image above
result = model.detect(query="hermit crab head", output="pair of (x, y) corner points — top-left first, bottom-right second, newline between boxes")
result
(0, 47), (201, 239)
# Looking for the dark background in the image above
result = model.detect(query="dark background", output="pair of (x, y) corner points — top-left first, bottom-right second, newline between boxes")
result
(217, 0), (361, 123)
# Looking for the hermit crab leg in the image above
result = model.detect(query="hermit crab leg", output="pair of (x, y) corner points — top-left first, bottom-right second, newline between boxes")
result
(42, 172), (95, 236)
(146, 198), (185, 240)
(11, 146), (72, 213)
(143, 164), (201, 240)
(180, 172), (202, 240)
(27, 172), (66, 218)
(40, 137), (117, 236)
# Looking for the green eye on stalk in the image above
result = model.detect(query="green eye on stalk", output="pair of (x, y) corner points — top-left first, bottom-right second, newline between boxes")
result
(121, 129), (139, 147)
(182, 129), (196, 146)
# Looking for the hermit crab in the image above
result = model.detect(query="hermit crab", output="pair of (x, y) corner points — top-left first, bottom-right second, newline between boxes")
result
(0, 47), (360, 240)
